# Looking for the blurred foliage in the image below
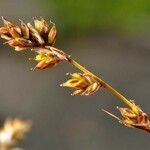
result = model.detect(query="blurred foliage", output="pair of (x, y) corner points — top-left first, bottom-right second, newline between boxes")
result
(43, 0), (150, 36)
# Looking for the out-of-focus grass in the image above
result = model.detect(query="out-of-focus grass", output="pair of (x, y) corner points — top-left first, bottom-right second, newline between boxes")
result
(44, 0), (150, 36)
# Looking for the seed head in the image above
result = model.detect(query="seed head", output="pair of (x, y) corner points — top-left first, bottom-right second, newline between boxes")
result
(61, 73), (103, 96)
(103, 100), (150, 133)
(30, 47), (67, 70)
(0, 17), (57, 51)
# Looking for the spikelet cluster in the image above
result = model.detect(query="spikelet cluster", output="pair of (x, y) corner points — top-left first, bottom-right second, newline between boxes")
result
(30, 47), (67, 70)
(103, 100), (150, 132)
(61, 73), (103, 96)
(0, 17), (56, 51)
(0, 17), (68, 70)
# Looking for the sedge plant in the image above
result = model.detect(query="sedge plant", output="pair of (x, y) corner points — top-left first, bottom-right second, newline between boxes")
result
(0, 17), (150, 133)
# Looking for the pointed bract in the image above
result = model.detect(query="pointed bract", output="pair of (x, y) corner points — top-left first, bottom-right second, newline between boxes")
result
(2, 17), (14, 28)
(6, 38), (32, 51)
(20, 21), (30, 39)
(34, 18), (49, 35)
(27, 22), (45, 45)
(48, 24), (57, 45)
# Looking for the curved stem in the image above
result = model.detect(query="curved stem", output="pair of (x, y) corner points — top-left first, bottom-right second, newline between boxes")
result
(67, 58), (133, 108)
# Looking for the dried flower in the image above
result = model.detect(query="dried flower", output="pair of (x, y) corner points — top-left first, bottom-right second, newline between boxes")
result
(102, 100), (150, 133)
(0, 17), (57, 51)
(30, 47), (67, 70)
(61, 73), (103, 96)
(0, 118), (31, 148)
(31, 49), (60, 70)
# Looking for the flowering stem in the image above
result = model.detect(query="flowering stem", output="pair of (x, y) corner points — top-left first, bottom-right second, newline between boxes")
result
(67, 58), (133, 108)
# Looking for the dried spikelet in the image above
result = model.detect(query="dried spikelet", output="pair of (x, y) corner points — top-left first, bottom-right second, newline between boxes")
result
(102, 100), (150, 133)
(61, 73), (103, 96)
(0, 118), (31, 148)
(0, 17), (57, 51)
(30, 47), (67, 70)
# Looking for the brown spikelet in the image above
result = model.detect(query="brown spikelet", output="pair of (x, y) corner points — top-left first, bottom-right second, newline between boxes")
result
(30, 47), (67, 70)
(102, 100), (150, 133)
(61, 73), (103, 96)
(48, 23), (57, 45)
(0, 17), (57, 51)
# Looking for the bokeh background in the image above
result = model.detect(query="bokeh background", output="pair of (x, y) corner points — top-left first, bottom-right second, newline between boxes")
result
(0, 0), (150, 150)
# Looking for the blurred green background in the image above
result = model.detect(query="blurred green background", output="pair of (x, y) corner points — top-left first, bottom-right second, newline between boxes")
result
(0, 0), (150, 150)
(45, 0), (150, 36)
